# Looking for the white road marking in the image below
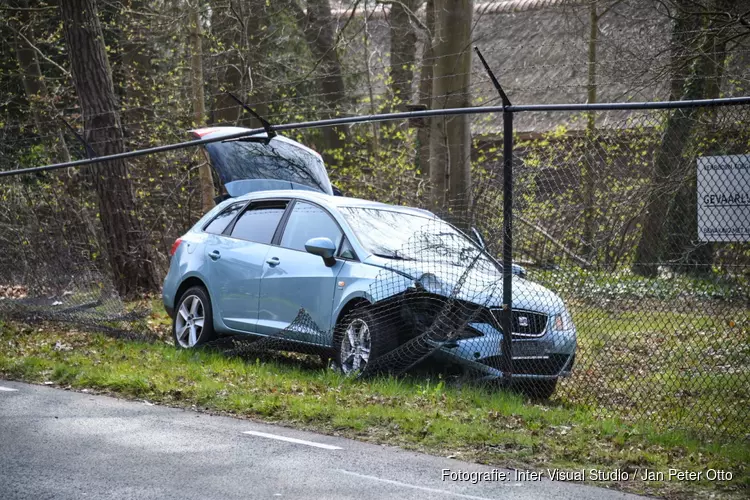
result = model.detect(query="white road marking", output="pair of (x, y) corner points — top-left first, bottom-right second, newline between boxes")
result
(0, 386), (18, 392)
(337, 469), (503, 500)
(242, 430), (342, 450)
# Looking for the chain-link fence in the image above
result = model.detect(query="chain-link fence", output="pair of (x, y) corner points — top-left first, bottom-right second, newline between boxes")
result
(506, 101), (750, 437)
(1, 96), (748, 441)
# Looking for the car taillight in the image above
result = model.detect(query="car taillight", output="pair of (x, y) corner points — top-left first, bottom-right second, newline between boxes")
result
(170, 238), (183, 257)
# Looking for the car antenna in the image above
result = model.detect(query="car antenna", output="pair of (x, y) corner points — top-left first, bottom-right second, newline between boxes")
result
(59, 117), (99, 159)
(223, 91), (276, 143)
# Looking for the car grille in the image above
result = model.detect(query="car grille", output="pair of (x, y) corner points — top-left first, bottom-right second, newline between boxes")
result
(488, 309), (549, 338)
(480, 354), (574, 376)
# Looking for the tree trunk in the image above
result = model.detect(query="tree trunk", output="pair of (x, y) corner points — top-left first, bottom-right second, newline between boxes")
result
(189, 2), (215, 213)
(362, 3), (380, 156)
(60, 0), (160, 296)
(210, 1), (243, 124)
(294, 0), (349, 166)
(631, 4), (717, 277)
(429, 0), (473, 223)
(416, 0), (435, 178)
(388, 0), (418, 106)
(663, 2), (733, 274)
(582, 2), (597, 259)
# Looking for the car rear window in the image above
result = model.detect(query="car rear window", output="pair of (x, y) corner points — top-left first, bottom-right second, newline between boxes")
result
(203, 138), (333, 195)
(230, 203), (287, 244)
(203, 203), (244, 234)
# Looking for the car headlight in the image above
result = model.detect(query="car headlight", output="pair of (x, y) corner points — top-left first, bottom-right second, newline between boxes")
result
(417, 273), (447, 295)
(552, 310), (574, 331)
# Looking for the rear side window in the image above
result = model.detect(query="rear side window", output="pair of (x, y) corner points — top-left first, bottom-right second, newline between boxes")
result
(280, 201), (342, 252)
(203, 203), (244, 234)
(230, 203), (287, 244)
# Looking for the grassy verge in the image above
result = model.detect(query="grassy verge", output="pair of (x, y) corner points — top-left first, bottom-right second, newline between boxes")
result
(0, 319), (746, 499)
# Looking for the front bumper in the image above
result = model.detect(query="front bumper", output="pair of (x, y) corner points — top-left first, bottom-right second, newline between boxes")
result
(435, 322), (577, 380)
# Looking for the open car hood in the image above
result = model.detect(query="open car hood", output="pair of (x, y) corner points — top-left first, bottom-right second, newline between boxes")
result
(191, 127), (333, 197)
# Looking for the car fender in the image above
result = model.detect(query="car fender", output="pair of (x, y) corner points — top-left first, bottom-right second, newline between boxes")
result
(332, 263), (414, 328)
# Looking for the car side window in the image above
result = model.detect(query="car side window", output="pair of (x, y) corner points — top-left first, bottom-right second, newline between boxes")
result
(280, 201), (342, 252)
(230, 202), (287, 244)
(203, 202), (244, 234)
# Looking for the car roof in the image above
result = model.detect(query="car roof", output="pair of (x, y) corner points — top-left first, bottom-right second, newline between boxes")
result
(235, 189), (437, 218)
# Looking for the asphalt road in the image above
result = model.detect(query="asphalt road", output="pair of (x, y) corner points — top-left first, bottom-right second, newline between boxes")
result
(0, 380), (647, 500)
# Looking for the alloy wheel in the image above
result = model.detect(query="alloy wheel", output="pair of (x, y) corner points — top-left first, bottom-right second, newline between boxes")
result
(340, 318), (371, 374)
(175, 294), (205, 348)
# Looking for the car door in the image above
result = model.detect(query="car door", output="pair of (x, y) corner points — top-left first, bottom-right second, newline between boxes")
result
(256, 200), (345, 344)
(205, 200), (288, 333)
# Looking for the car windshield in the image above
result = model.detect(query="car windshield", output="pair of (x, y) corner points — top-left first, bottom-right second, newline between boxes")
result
(340, 207), (497, 268)
(204, 138), (332, 195)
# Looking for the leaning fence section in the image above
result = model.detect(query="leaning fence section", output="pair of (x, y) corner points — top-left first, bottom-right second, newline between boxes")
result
(0, 98), (748, 440)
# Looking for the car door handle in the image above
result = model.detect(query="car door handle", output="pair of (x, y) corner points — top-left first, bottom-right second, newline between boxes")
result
(208, 250), (221, 261)
(266, 257), (280, 267)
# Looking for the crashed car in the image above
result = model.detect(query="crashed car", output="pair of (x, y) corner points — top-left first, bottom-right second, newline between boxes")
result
(162, 127), (576, 397)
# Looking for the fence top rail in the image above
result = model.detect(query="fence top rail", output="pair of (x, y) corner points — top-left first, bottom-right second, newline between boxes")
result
(506, 96), (750, 112)
(1, 96), (749, 178)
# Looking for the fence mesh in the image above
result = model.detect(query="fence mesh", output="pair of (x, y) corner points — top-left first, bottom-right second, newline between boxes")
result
(508, 104), (750, 436)
(1, 100), (748, 441)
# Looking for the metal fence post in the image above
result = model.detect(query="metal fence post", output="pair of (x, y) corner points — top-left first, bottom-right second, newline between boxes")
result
(501, 107), (514, 381)
(472, 46), (516, 382)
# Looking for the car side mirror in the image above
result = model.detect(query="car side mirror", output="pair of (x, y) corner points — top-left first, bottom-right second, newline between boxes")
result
(471, 227), (486, 249)
(304, 237), (337, 267)
(512, 263), (527, 279)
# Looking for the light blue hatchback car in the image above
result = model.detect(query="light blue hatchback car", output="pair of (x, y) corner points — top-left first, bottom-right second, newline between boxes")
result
(163, 127), (576, 396)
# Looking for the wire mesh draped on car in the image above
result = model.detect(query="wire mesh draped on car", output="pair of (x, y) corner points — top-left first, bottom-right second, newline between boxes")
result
(0, 101), (748, 441)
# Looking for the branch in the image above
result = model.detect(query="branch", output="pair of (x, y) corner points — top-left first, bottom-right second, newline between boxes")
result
(0, 5), (56, 11)
(598, 0), (628, 19)
(286, 0), (362, 87)
(5, 22), (71, 79)
(375, 0), (430, 35)
(517, 215), (593, 269)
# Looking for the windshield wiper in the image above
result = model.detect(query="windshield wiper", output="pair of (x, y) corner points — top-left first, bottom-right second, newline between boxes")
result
(372, 252), (415, 261)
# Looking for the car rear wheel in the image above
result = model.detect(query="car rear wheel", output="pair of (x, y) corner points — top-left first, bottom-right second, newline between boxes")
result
(174, 286), (215, 348)
(334, 307), (396, 376)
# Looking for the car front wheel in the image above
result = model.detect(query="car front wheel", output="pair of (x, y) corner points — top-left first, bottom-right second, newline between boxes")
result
(174, 286), (215, 348)
(335, 308), (396, 376)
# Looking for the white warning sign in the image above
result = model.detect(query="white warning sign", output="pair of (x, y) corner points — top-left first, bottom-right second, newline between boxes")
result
(697, 154), (750, 242)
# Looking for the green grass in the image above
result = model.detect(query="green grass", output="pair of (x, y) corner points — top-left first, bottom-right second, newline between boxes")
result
(0, 318), (747, 499)
(562, 305), (750, 438)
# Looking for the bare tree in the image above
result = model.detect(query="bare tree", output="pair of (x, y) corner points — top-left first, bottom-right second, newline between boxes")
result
(429, 0), (472, 221)
(9, 0), (70, 164)
(417, 0), (435, 178)
(60, 0), (160, 295)
(632, 0), (745, 276)
(581, 0), (624, 258)
(386, 0), (419, 104)
(290, 0), (350, 165)
(188, 1), (216, 213)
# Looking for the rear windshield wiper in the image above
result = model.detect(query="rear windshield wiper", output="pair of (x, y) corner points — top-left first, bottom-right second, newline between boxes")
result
(221, 136), (268, 143)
